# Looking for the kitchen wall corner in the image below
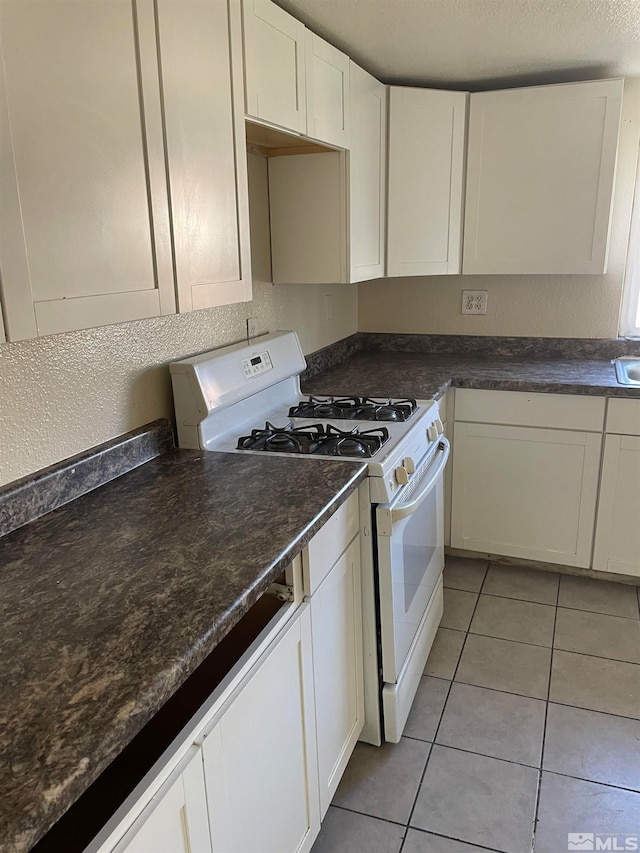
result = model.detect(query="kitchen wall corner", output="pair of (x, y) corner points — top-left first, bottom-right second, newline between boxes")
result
(358, 77), (640, 340)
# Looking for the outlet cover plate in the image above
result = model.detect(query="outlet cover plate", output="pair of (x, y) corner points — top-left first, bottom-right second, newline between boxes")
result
(462, 290), (488, 315)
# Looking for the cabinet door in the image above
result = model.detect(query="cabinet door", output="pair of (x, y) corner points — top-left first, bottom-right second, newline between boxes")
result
(157, 0), (251, 312)
(115, 749), (211, 853)
(593, 435), (640, 577)
(203, 605), (320, 853)
(311, 536), (364, 817)
(242, 0), (306, 134)
(463, 79), (623, 274)
(0, 0), (175, 340)
(451, 422), (602, 567)
(387, 87), (467, 276)
(305, 32), (349, 148)
(350, 63), (387, 283)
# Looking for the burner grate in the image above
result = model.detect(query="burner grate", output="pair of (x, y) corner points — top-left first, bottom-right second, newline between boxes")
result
(236, 421), (389, 457)
(288, 396), (417, 422)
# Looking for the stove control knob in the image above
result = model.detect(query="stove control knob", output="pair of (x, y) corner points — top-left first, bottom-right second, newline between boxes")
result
(395, 466), (409, 485)
(427, 424), (439, 442)
(434, 418), (444, 435)
(404, 456), (416, 474)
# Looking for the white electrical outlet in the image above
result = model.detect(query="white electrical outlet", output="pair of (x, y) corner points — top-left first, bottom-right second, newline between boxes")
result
(461, 290), (488, 315)
(246, 317), (258, 339)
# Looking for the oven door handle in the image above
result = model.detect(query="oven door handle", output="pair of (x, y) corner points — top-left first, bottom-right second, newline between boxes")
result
(390, 439), (450, 523)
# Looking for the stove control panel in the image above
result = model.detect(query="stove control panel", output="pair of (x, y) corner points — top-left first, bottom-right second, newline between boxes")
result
(241, 350), (273, 378)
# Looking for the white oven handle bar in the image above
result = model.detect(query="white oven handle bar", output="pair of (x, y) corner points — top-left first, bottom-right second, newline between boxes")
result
(390, 439), (450, 522)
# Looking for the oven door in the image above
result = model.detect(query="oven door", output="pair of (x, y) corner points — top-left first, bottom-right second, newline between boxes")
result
(376, 438), (450, 684)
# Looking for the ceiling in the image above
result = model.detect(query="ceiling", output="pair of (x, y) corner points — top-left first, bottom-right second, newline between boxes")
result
(274, 0), (640, 90)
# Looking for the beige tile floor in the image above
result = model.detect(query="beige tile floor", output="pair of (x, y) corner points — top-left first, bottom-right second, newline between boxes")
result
(312, 557), (640, 853)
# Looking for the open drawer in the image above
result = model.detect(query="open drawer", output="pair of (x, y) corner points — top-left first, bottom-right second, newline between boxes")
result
(35, 558), (304, 853)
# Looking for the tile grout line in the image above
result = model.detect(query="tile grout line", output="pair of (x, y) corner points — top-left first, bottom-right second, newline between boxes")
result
(402, 560), (491, 845)
(400, 737), (640, 796)
(531, 569), (561, 851)
(403, 824), (512, 853)
(464, 628), (640, 667)
(444, 678), (640, 724)
(444, 582), (640, 621)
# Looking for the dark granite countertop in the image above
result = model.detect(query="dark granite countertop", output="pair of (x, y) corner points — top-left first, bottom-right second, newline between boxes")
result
(0, 450), (366, 852)
(302, 351), (640, 401)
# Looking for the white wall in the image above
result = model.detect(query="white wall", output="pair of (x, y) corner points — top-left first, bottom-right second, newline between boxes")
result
(359, 78), (640, 339)
(0, 153), (357, 487)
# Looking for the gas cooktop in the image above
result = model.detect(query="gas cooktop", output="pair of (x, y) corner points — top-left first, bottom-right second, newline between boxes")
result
(236, 421), (390, 458)
(287, 396), (417, 422)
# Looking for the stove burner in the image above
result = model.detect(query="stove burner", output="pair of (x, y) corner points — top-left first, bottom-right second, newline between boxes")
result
(236, 421), (389, 457)
(289, 396), (417, 422)
(237, 421), (324, 454)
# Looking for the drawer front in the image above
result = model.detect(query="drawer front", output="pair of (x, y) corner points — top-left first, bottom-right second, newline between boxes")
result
(304, 491), (359, 594)
(606, 398), (640, 436)
(455, 389), (605, 432)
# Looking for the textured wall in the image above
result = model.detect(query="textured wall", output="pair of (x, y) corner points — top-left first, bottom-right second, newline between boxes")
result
(359, 78), (640, 339)
(0, 153), (357, 486)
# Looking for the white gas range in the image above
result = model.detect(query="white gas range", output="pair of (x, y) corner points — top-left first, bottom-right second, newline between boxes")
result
(170, 331), (450, 744)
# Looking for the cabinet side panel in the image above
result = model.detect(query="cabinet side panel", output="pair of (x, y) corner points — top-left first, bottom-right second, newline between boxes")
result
(269, 152), (346, 284)
(350, 63), (386, 282)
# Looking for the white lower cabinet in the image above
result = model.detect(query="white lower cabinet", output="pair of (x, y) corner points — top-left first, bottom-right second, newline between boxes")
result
(203, 604), (320, 853)
(310, 535), (364, 817)
(593, 434), (640, 577)
(451, 401), (603, 567)
(116, 749), (211, 853)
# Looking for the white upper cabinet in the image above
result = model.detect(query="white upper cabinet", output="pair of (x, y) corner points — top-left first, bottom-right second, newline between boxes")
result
(350, 62), (387, 282)
(242, 0), (307, 134)
(0, 0), (251, 341)
(0, 0), (175, 340)
(157, 0), (251, 312)
(463, 79), (624, 275)
(242, 0), (349, 148)
(387, 87), (468, 276)
(305, 33), (350, 148)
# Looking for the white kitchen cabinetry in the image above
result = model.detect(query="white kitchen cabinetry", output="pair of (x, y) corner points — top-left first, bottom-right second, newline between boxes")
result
(268, 62), (386, 285)
(0, 0), (251, 341)
(242, 0), (349, 148)
(116, 749), (211, 853)
(350, 62), (387, 282)
(463, 78), (623, 274)
(157, 0), (251, 312)
(451, 390), (604, 568)
(0, 0), (175, 340)
(203, 604), (319, 853)
(242, 0), (306, 134)
(269, 152), (347, 284)
(387, 87), (467, 277)
(306, 530), (363, 816)
(305, 32), (350, 148)
(593, 399), (640, 577)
